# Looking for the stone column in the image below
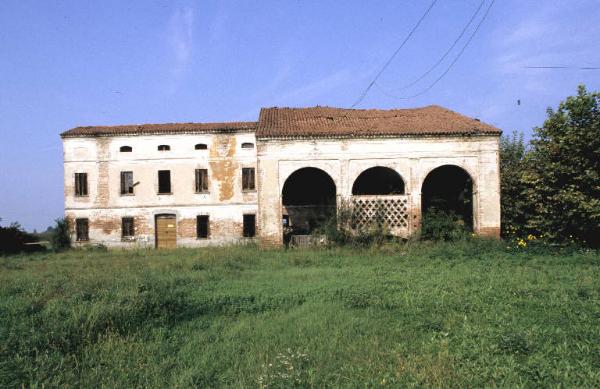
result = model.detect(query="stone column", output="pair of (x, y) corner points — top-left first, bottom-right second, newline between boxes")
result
(257, 157), (283, 247)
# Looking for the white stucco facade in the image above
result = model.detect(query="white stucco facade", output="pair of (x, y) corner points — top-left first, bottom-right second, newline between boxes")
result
(62, 106), (501, 248)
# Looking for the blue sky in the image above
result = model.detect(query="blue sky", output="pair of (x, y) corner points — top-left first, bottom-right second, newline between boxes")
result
(1, 0), (599, 231)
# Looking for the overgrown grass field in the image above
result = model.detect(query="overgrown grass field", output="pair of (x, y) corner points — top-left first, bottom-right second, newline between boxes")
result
(1, 241), (599, 387)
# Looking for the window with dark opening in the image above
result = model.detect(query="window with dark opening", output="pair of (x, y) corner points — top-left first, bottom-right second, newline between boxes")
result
(120, 171), (134, 195)
(242, 167), (255, 191)
(196, 215), (209, 238)
(76, 218), (89, 241)
(241, 142), (254, 149)
(195, 143), (207, 150)
(243, 214), (256, 237)
(158, 145), (171, 151)
(122, 217), (134, 239)
(74, 173), (88, 196)
(120, 146), (132, 152)
(158, 170), (171, 194)
(195, 169), (209, 193)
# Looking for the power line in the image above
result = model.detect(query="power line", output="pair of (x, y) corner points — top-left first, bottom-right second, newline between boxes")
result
(524, 66), (600, 70)
(386, 0), (485, 93)
(374, 0), (495, 100)
(350, 0), (438, 108)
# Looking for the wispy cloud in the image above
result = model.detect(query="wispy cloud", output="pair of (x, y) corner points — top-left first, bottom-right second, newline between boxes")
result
(165, 7), (194, 94)
(492, 2), (600, 84)
(474, 0), (600, 131)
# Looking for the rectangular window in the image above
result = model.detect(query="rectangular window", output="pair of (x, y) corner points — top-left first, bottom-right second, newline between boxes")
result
(158, 170), (171, 194)
(196, 215), (209, 239)
(120, 171), (134, 195)
(76, 218), (89, 241)
(243, 214), (256, 237)
(195, 169), (209, 193)
(122, 217), (134, 239)
(74, 173), (88, 196)
(242, 168), (255, 191)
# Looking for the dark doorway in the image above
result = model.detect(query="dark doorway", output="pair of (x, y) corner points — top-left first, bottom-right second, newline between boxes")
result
(352, 166), (405, 195)
(421, 165), (473, 230)
(282, 167), (336, 234)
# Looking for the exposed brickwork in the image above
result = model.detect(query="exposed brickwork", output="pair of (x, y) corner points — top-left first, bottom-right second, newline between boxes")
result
(94, 138), (110, 208)
(211, 220), (243, 239)
(90, 217), (120, 235)
(178, 218), (197, 238)
(134, 215), (150, 235)
(209, 135), (237, 201)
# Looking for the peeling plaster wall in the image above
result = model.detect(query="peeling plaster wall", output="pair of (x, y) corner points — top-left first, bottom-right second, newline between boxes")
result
(63, 132), (257, 247)
(257, 136), (501, 246)
(63, 131), (500, 248)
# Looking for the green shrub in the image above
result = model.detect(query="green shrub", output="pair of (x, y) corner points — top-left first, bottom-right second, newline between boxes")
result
(316, 200), (391, 247)
(51, 218), (71, 251)
(0, 219), (43, 255)
(421, 208), (469, 241)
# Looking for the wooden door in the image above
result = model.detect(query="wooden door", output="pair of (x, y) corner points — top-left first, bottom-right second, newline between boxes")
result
(155, 215), (177, 249)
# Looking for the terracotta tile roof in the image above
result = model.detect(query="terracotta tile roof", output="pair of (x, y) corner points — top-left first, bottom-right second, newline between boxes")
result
(61, 105), (501, 139)
(61, 121), (257, 137)
(256, 105), (501, 138)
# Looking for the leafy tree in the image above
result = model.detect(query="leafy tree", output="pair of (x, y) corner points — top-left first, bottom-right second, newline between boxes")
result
(51, 218), (71, 251)
(524, 85), (600, 247)
(0, 219), (42, 255)
(499, 132), (529, 237)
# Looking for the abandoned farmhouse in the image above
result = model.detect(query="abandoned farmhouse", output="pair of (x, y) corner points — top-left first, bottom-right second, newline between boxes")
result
(61, 105), (501, 248)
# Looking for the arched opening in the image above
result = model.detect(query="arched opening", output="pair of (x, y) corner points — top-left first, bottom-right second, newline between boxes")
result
(195, 143), (207, 150)
(241, 142), (254, 149)
(352, 166), (405, 195)
(120, 146), (132, 152)
(158, 145), (170, 151)
(282, 167), (336, 235)
(421, 165), (473, 232)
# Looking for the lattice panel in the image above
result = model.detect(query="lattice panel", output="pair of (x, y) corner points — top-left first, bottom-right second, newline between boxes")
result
(351, 196), (409, 229)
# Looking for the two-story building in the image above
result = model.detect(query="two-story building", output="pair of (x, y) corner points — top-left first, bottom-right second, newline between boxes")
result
(61, 105), (501, 248)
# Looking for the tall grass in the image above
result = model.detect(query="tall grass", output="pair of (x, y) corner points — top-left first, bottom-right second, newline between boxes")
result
(1, 242), (599, 387)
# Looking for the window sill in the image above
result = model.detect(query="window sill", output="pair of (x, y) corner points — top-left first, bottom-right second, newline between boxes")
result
(122, 237), (135, 242)
(242, 189), (257, 193)
(195, 191), (210, 195)
(74, 195), (89, 198)
(120, 193), (135, 197)
(196, 237), (210, 240)
(157, 192), (173, 195)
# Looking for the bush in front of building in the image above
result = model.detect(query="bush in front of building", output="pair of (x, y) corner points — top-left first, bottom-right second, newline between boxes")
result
(420, 207), (470, 242)
(50, 218), (71, 251)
